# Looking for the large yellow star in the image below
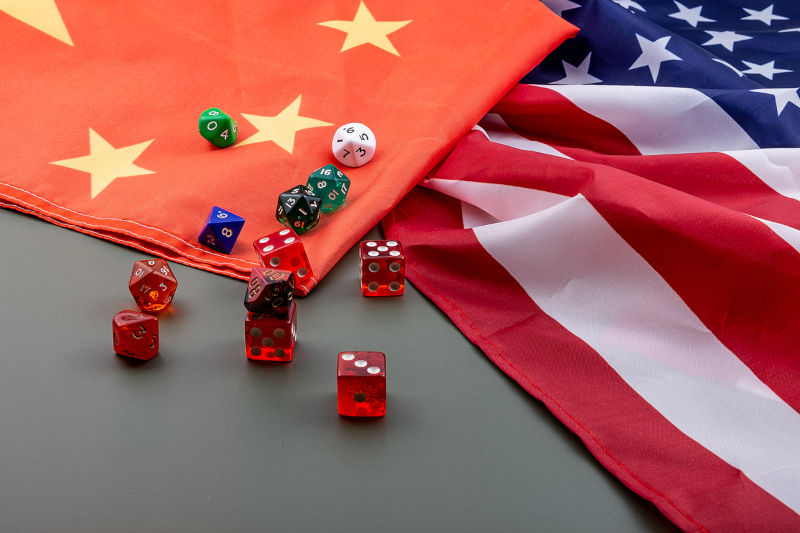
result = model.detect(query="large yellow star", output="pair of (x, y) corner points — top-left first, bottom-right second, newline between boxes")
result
(237, 95), (332, 153)
(318, 1), (412, 56)
(51, 129), (155, 199)
(0, 0), (73, 46)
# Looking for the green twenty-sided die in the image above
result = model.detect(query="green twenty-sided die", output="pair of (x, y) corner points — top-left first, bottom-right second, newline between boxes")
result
(306, 164), (350, 213)
(199, 107), (238, 148)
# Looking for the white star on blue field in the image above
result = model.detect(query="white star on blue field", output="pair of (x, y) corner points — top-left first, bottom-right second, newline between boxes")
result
(525, 0), (800, 147)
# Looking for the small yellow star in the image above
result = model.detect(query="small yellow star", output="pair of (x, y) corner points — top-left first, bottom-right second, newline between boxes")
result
(318, 1), (412, 56)
(51, 129), (155, 199)
(237, 95), (332, 153)
(0, 0), (73, 45)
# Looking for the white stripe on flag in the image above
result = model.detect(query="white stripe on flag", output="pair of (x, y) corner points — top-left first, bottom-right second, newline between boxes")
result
(755, 216), (800, 256)
(473, 114), (572, 158)
(539, 85), (759, 155)
(471, 193), (800, 514)
(724, 148), (800, 202)
(422, 178), (569, 226)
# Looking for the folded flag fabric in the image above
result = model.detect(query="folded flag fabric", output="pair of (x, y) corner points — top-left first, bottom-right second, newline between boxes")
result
(385, 0), (800, 530)
(0, 0), (575, 292)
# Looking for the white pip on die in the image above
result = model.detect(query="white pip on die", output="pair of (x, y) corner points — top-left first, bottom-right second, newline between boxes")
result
(332, 123), (376, 167)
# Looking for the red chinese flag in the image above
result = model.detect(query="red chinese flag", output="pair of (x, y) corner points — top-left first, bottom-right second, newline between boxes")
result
(0, 1), (574, 292)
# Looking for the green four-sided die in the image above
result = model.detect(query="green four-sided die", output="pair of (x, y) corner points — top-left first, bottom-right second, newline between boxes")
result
(306, 164), (350, 213)
(199, 107), (238, 148)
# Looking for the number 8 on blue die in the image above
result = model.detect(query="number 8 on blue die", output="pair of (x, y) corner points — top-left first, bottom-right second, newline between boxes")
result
(198, 206), (245, 254)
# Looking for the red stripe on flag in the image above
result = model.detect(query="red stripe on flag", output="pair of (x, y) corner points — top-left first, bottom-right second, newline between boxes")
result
(385, 186), (800, 532)
(490, 85), (641, 156)
(426, 132), (800, 411)
(554, 149), (800, 230)
(580, 163), (800, 412)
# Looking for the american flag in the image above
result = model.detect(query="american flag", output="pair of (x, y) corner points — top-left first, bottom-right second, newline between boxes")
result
(385, 0), (800, 530)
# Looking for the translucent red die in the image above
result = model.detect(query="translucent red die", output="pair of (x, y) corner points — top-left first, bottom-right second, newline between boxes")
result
(129, 259), (178, 312)
(337, 351), (386, 417)
(253, 228), (315, 296)
(245, 302), (297, 362)
(359, 240), (404, 296)
(112, 311), (159, 360)
(244, 267), (294, 316)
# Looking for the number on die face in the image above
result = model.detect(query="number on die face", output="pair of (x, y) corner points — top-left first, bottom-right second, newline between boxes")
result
(306, 164), (350, 213)
(199, 107), (238, 148)
(332, 123), (375, 167)
(113, 311), (158, 360)
(245, 302), (297, 362)
(198, 206), (245, 254)
(276, 184), (321, 235)
(359, 240), (405, 296)
(129, 259), (178, 312)
(337, 351), (386, 417)
(253, 228), (315, 296)
(244, 267), (294, 316)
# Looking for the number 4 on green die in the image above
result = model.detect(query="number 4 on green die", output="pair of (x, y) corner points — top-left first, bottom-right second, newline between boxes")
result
(306, 164), (350, 213)
(199, 107), (238, 148)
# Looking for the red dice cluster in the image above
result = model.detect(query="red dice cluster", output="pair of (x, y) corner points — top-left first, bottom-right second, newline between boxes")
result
(107, 116), (396, 415)
(112, 182), (404, 417)
(245, 228), (398, 416)
(112, 258), (178, 361)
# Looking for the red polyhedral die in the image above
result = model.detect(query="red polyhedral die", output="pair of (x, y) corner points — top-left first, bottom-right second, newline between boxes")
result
(253, 228), (315, 296)
(245, 302), (297, 362)
(129, 258), (178, 313)
(359, 240), (404, 297)
(112, 310), (159, 360)
(337, 351), (386, 417)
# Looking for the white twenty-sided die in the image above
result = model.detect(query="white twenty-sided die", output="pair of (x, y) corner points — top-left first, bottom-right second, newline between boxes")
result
(332, 123), (376, 167)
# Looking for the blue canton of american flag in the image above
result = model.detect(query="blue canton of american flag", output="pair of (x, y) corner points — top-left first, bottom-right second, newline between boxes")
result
(525, 0), (800, 147)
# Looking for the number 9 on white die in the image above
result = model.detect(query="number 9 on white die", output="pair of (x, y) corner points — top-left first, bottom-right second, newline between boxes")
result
(332, 123), (376, 167)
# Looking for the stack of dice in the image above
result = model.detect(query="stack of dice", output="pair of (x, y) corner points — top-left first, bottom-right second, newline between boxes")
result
(112, 259), (178, 361)
(243, 225), (319, 360)
(243, 266), (297, 362)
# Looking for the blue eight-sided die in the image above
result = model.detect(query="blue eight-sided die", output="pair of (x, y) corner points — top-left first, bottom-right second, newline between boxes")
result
(198, 206), (245, 254)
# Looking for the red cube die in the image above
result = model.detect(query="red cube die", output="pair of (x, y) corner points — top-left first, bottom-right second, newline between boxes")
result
(245, 301), (297, 362)
(112, 311), (159, 360)
(337, 351), (386, 417)
(129, 259), (178, 313)
(359, 240), (404, 296)
(253, 228), (315, 296)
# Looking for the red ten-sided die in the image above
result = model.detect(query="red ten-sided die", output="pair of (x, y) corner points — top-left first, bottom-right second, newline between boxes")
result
(129, 259), (178, 312)
(245, 302), (297, 362)
(112, 311), (159, 360)
(359, 240), (404, 296)
(337, 351), (386, 417)
(253, 228), (315, 296)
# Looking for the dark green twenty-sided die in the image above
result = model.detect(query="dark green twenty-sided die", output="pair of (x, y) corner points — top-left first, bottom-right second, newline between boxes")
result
(276, 184), (322, 235)
(306, 164), (350, 213)
(199, 107), (238, 148)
